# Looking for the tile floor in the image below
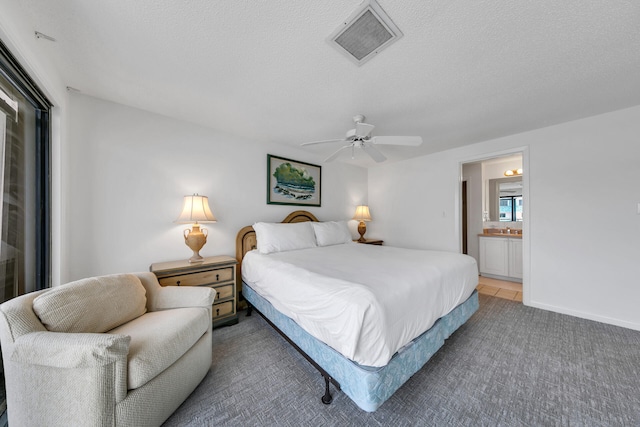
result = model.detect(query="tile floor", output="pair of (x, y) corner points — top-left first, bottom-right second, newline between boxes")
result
(476, 276), (523, 302)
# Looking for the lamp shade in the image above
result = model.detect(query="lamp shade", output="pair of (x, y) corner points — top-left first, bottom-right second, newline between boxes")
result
(175, 194), (217, 224)
(352, 205), (372, 222)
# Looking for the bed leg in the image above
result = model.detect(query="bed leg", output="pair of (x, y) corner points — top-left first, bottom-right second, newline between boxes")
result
(321, 375), (333, 405)
(246, 303), (253, 317)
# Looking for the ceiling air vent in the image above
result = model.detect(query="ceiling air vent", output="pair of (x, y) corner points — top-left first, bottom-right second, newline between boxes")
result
(329, 0), (403, 66)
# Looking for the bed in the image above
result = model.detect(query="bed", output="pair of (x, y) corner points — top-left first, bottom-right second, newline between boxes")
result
(236, 211), (479, 412)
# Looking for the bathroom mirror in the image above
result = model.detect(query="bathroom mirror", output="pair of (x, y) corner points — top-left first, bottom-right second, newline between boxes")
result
(488, 176), (523, 221)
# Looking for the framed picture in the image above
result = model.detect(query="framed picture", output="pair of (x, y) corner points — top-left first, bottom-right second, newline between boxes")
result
(267, 154), (321, 206)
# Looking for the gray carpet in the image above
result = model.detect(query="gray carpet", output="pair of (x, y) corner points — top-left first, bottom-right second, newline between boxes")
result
(163, 295), (640, 426)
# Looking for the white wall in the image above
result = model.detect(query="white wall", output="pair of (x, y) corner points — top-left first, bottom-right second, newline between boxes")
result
(65, 93), (367, 281)
(369, 105), (640, 331)
(368, 149), (465, 252)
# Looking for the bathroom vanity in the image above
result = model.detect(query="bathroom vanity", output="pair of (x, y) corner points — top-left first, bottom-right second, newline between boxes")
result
(478, 230), (522, 282)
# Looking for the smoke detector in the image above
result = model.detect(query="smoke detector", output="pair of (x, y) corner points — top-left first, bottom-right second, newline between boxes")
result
(328, 0), (403, 66)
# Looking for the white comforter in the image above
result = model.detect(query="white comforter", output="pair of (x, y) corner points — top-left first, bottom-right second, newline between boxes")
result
(242, 243), (478, 367)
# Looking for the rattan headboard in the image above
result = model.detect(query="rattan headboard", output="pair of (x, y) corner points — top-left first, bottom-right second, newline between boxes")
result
(235, 210), (320, 293)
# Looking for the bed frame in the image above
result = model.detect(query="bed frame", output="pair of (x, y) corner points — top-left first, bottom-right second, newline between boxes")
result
(236, 210), (479, 411)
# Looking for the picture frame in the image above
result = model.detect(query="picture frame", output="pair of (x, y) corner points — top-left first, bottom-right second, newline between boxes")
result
(267, 154), (321, 206)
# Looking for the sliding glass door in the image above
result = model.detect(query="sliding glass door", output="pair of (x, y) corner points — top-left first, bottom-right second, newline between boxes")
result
(0, 38), (52, 424)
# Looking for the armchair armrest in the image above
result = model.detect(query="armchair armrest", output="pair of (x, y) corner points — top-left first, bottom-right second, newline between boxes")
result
(133, 272), (215, 312)
(5, 332), (131, 425)
(11, 331), (130, 368)
(148, 285), (216, 311)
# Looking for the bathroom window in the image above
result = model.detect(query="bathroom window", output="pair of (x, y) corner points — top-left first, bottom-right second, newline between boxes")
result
(499, 196), (523, 221)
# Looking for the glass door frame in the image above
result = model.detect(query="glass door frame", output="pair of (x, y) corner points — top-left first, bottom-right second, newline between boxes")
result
(0, 39), (52, 292)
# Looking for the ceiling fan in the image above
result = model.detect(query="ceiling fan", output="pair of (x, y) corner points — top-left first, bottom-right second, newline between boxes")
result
(301, 114), (423, 163)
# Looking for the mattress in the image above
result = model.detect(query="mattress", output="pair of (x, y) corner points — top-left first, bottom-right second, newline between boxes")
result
(242, 242), (478, 367)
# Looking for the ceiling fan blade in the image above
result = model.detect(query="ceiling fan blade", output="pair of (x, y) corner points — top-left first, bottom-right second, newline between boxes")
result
(355, 122), (375, 138)
(324, 145), (352, 162)
(361, 144), (387, 163)
(301, 138), (345, 146)
(370, 136), (423, 146)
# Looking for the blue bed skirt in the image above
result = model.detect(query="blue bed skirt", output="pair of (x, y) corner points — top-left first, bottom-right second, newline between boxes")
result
(242, 283), (479, 412)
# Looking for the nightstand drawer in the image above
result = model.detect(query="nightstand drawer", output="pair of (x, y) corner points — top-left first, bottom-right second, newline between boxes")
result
(212, 283), (234, 301)
(158, 267), (234, 287)
(213, 301), (234, 319)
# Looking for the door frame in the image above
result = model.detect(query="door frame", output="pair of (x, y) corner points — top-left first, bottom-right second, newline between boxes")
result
(457, 146), (530, 305)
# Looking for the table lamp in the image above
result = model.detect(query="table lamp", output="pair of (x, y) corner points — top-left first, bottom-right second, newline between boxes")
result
(352, 205), (372, 242)
(175, 194), (217, 262)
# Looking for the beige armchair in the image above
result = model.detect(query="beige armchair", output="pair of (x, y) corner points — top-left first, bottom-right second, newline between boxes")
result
(0, 272), (215, 427)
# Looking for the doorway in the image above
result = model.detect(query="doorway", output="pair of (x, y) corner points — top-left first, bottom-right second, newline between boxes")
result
(477, 276), (523, 302)
(460, 150), (527, 303)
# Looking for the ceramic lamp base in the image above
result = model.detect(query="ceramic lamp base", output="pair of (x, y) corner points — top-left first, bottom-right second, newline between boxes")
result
(189, 253), (204, 263)
(184, 224), (208, 263)
(357, 220), (367, 242)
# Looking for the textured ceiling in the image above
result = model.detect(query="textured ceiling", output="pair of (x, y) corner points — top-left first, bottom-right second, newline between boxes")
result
(16, 0), (640, 166)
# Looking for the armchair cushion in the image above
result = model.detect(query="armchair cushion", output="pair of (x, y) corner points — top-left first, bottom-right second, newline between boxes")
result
(108, 306), (210, 389)
(33, 274), (147, 333)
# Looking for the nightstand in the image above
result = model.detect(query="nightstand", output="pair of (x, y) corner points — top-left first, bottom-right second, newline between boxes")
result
(355, 239), (383, 246)
(150, 255), (238, 328)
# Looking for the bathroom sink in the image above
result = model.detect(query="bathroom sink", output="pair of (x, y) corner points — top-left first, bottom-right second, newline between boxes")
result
(482, 229), (522, 236)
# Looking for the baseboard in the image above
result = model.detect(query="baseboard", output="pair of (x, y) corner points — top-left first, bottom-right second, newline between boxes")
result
(528, 300), (640, 332)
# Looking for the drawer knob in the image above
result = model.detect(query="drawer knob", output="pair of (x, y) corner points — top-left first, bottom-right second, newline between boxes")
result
(176, 280), (181, 286)
(216, 274), (219, 281)
(216, 291), (220, 299)
(216, 308), (220, 316)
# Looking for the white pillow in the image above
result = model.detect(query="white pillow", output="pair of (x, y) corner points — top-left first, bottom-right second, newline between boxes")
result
(312, 221), (352, 247)
(253, 221), (317, 254)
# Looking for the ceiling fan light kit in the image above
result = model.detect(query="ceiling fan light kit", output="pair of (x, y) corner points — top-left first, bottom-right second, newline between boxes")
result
(301, 114), (423, 163)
